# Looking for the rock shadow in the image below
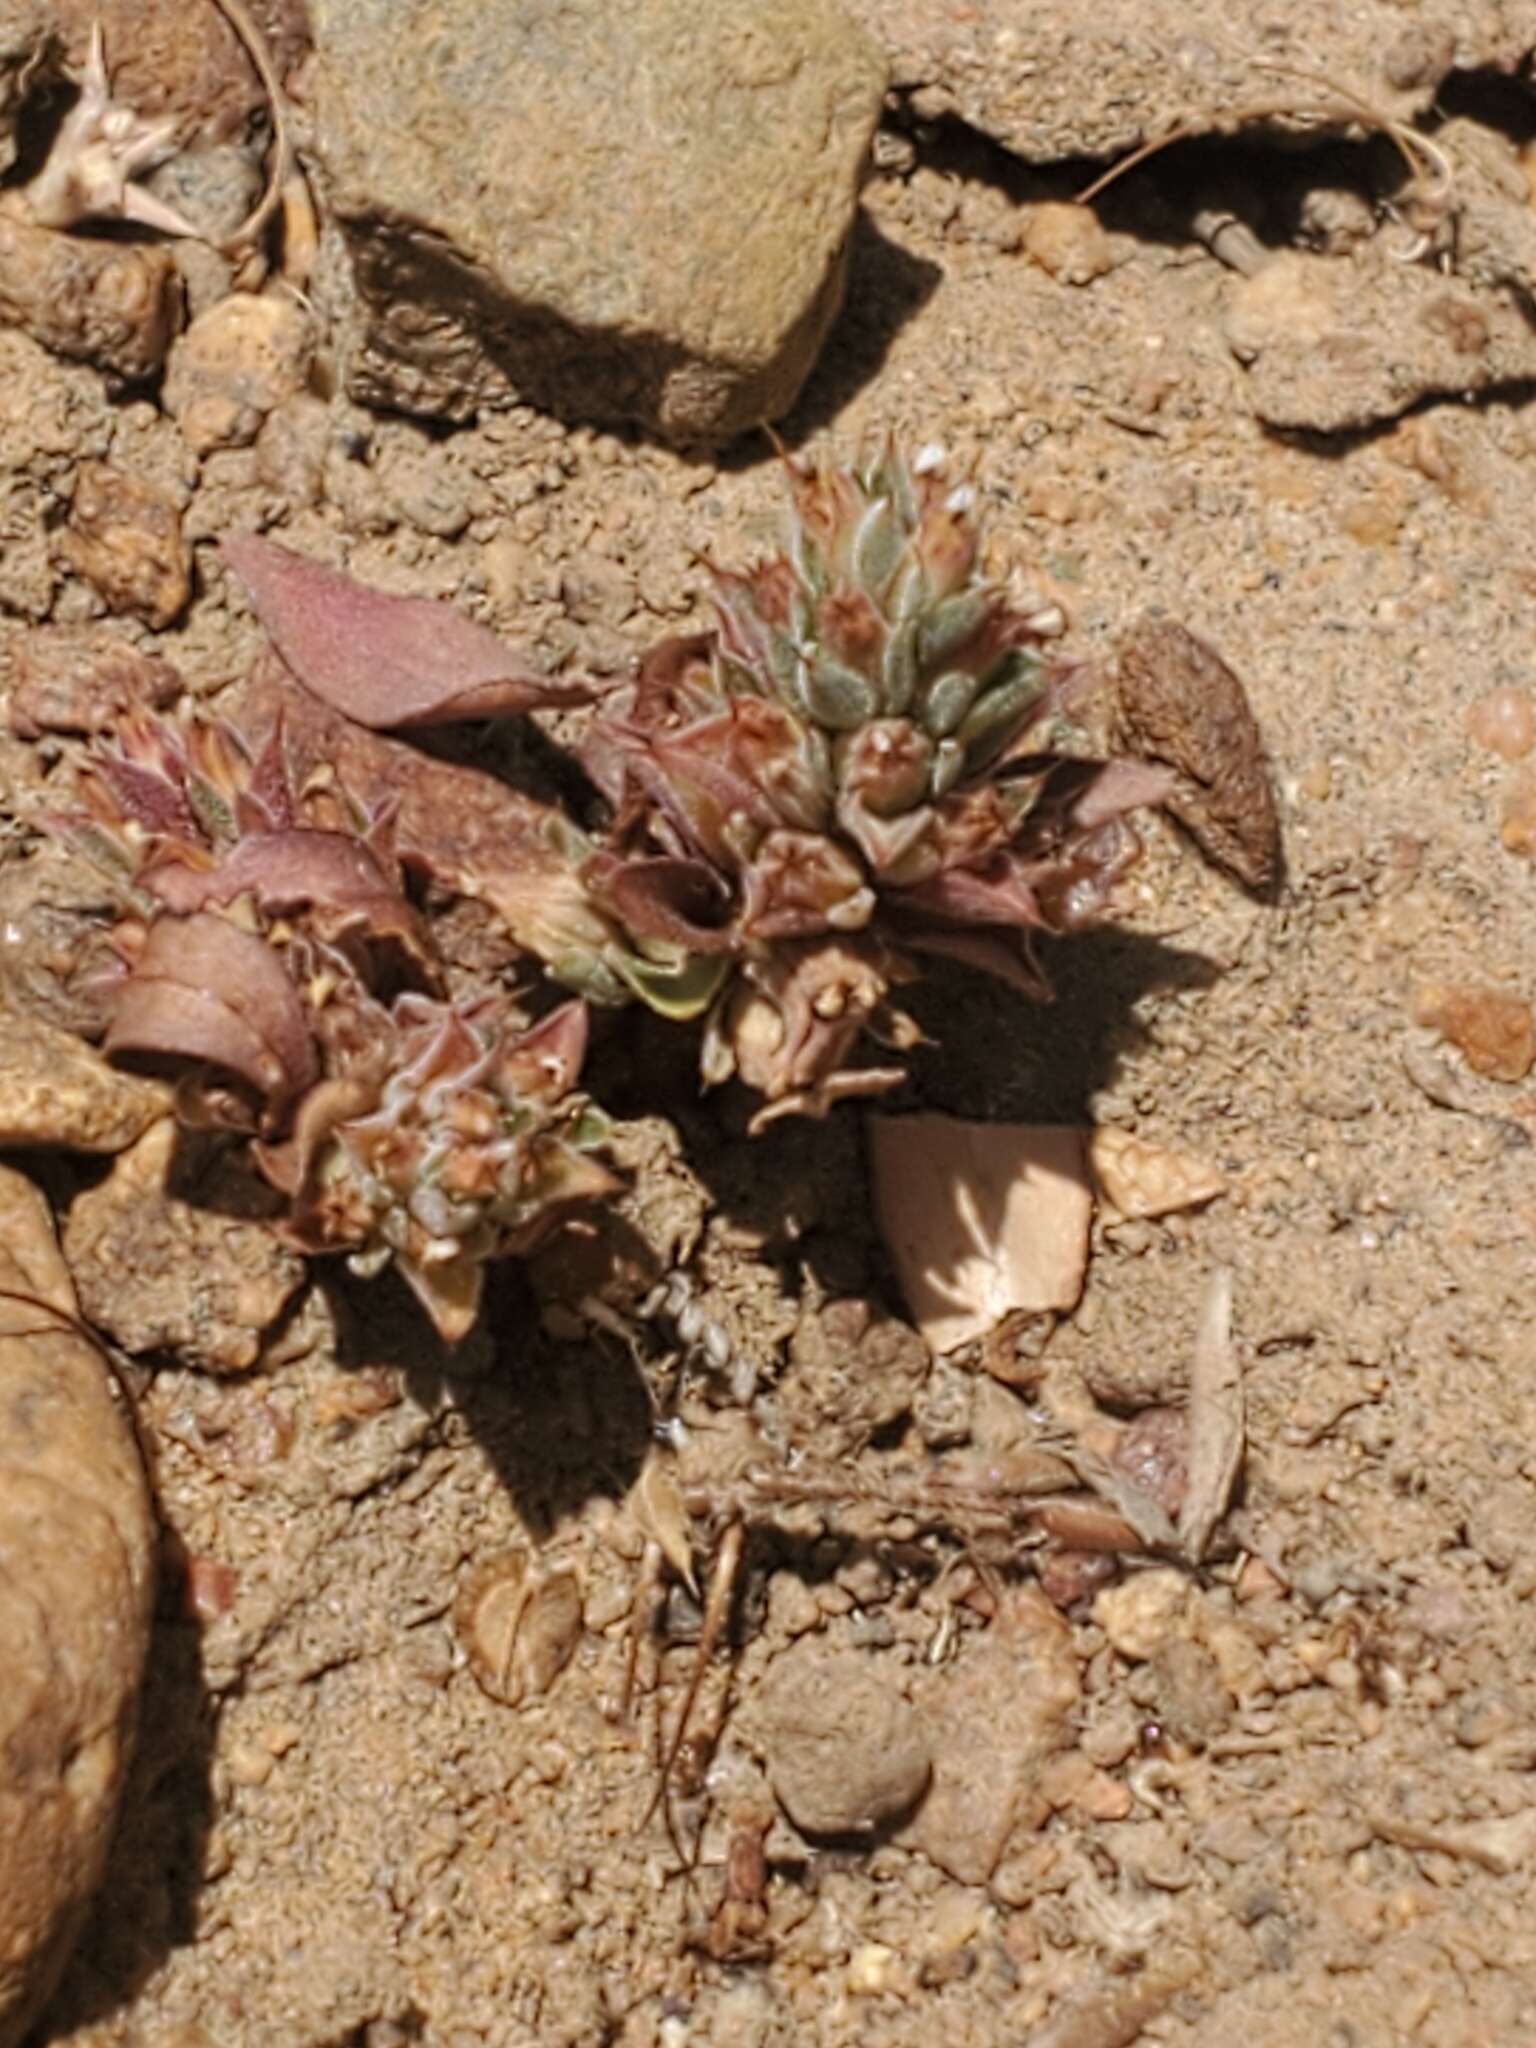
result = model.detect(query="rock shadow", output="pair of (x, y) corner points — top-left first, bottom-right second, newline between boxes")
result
(37, 1596), (217, 2041)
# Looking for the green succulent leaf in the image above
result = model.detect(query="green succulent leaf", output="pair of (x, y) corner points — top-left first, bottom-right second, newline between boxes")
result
(955, 661), (1046, 771)
(614, 948), (731, 1020)
(850, 496), (902, 595)
(801, 654), (881, 731)
(916, 590), (990, 672)
(921, 669), (981, 739)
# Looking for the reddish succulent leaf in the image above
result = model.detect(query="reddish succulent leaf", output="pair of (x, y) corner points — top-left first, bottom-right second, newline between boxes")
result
(143, 828), (397, 917)
(1065, 757), (1177, 829)
(238, 665), (640, 1007)
(141, 829), (440, 987)
(494, 999), (591, 1102)
(105, 911), (318, 1128)
(223, 535), (592, 728)
(582, 852), (736, 951)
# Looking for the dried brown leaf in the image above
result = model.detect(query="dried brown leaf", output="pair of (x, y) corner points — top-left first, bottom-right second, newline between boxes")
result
(453, 1549), (583, 1708)
(867, 1116), (1091, 1353)
(1116, 614), (1281, 892)
(629, 1456), (699, 1597)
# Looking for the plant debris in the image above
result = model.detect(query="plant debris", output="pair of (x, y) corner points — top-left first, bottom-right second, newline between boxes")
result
(867, 1115), (1093, 1352)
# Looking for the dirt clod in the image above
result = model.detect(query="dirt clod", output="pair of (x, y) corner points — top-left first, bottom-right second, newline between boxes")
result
(909, 1588), (1079, 1883)
(63, 1119), (304, 1373)
(752, 1641), (932, 1839)
(0, 1006), (170, 1152)
(6, 624), (180, 737)
(60, 461), (190, 627)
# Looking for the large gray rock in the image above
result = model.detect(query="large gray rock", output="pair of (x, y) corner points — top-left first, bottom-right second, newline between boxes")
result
(306, 0), (886, 444)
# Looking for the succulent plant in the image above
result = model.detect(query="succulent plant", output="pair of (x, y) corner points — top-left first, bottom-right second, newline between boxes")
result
(582, 442), (1171, 1125)
(256, 995), (615, 1342)
(223, 535), (714, 1017)
(56, 704), (435, 1129)
(28, 441), (1186, 1335)
(53, 704), (617, 1338)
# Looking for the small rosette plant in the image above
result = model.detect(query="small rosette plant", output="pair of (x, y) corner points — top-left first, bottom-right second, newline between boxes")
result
(57, 703), (434, 1131)
(257, 995), (615, 1342)
(53, 702), (615, 1340)
(582, 443), (1170, 1125)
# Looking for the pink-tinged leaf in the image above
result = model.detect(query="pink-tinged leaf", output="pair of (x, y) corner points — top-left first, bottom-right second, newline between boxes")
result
(253, 1071), (384, 1199)
(89, 749), (200, 842)
(143, 828), (390, 914)
(238, 712), (299, 832)
(223, 536), (593, 728)
(899, 925), (1050, 998)
(867, 1116), (1092, 1354)
(1065, 758), (1176, 829)
(237, 666), (637, 1006)
(105, 912), (318, 1128)
(142, 829), (441, 987)
(494, 999), (590, 1103)
(897, 858), (1047, 930)
(582, 852), (736, 952)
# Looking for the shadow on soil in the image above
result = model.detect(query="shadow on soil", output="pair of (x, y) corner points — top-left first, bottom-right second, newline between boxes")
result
(300, 919), (1218, 1550)
(36, 1611), (217, 2045)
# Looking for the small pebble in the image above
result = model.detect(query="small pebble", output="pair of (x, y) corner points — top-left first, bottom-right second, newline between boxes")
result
(1467, 686), (1535, 760)
(1081, 1707), (1141, 1769)
(1412, 983), (1535, 1082)
(1142, 1637), (1232, 1749)
(1089, 1127), (1225, 1220)
(164, 293), (313, 453)
(1021, 202), (1115, 284)
(846, 1943), (898, 1996)
(226, 1743), (273, 1788)
(60, 463), (191, 628)
(1093, 1568), (1197, 1661)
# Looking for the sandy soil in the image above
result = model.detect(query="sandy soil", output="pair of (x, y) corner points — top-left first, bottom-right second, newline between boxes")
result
(7, 46), (1536, 2048)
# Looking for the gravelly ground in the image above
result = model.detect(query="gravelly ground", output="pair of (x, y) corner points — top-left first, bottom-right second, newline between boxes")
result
(8, 24), (1536, 2048)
